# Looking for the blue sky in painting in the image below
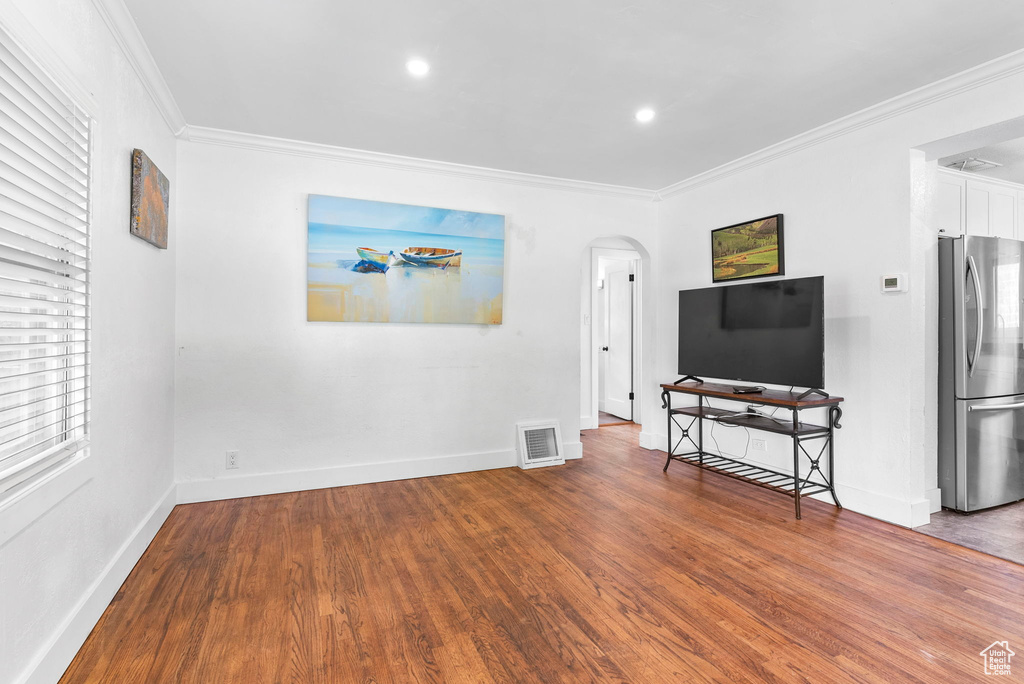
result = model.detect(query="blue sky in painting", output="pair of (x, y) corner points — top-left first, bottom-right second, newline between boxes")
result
(308, 195), (504, 240)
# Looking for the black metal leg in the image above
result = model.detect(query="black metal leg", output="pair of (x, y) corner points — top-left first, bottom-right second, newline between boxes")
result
(698, 396), (704, 464)
(828, 406), (842, 508)
(793, 409), (801, 519)
(663, 390), (673, 472)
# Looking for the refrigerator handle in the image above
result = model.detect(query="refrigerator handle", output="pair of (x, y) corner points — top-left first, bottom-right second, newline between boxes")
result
(968, 401), (1024, 412)
(967, 254), (983, 377)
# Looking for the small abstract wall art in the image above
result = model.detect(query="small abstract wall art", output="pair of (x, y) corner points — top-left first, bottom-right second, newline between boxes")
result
(129, 148), (169, 249)
(307, 195), (505, 324)
(711, 214), (784, 282)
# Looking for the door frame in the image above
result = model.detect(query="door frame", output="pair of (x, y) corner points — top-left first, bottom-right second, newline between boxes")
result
(589, 247), (642, 428)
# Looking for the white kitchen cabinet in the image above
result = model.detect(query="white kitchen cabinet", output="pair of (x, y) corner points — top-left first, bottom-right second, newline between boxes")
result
(936, 169), (1024, 240)
(965, 182), (991, 236)
(933, 174), (965, 237)
(991, 186), (1017, 239)
(964, 178), (1017, 238)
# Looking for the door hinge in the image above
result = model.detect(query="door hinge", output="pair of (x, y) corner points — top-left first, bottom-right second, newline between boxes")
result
(628, 274), (635, 282)
(629, 392), (634, 400)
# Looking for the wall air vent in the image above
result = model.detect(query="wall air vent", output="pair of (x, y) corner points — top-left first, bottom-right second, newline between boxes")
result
(516, 420), (565, 469)
(944, 158), (1003, 173)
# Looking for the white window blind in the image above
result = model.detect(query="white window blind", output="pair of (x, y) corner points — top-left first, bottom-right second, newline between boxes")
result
(0, 27), (90, 501)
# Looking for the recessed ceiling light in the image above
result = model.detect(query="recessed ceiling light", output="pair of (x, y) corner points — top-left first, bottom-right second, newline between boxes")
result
(635, 108), (655, 123)
(406, 58), (430, 77)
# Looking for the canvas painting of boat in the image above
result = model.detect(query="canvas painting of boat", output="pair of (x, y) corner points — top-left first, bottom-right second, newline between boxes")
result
(307, 194), (505, 324)
(398, 247), (462, 269)
(355, 247), (396, 272)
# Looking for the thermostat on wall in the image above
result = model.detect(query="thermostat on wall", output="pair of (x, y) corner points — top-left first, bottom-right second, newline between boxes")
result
(881, 274), (908, 293)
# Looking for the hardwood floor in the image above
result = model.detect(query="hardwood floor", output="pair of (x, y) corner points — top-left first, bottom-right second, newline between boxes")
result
(598, 411), (633, 426)
(61, 425), (1024, 683)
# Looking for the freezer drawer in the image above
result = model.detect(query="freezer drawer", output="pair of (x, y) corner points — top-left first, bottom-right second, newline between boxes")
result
(950, 396), (1024, 511)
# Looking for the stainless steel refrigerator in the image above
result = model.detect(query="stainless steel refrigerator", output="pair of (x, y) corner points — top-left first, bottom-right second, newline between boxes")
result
(939, 235), (1024, 512)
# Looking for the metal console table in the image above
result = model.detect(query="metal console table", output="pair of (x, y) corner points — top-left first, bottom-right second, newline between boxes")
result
(660, 381), (844, 519)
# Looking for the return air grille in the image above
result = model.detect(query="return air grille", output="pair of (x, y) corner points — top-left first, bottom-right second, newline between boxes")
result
(525, 428), (556, 461)
(516, 420), (564, 469)
(944, 157), (1002, 173)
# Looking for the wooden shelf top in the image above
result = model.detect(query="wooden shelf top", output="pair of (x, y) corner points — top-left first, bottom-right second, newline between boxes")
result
(661, 381), (843, 408)
(670, 405), (830, 436)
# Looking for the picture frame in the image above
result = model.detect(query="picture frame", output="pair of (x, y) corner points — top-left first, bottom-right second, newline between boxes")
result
(129, 148), (170, 249)
(306, 194), (505, 324)
(711, 213), (784, 282)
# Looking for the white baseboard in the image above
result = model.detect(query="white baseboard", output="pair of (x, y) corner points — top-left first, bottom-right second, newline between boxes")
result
(638, 431), (666, 451)
(580, 415), (598, 430)
(811, 483), (918, 528)
(925, 487), (943, 514)
(177, 448), (519, 504)
(564, 441), (583, 460)
(17, 483), (177, 684)
(908, 497), (935, 528)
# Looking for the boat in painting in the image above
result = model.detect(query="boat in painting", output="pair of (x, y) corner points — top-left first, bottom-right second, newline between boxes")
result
(398, 247), (462, 269)
(355, 247), (396, 272)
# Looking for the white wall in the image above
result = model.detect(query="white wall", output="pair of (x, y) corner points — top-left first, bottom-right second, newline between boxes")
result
(174, 140), (657, 501)
(651, 68), (1024, 527)
(0, 1), (177, 682)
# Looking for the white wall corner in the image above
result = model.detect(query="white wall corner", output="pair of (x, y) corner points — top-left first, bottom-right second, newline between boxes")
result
(563, 441), (583, 460)
(16, 483), (177, 684)
(580, 415), (598, 430)
(88, 0), (187, 135)
(925, 487), (943, 514)
(638, 431), (667, 451)
(176, 449), (518, 505)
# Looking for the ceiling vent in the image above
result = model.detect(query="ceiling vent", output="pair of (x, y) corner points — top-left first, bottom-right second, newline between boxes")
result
(516, 420), (565, 469)
(944, 157), (1003, 173)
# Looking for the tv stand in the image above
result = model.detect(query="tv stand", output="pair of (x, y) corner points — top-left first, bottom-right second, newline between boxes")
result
(674, 374), (704, 384)
(795, 387), (829, 400)
(660, 381), (844, 519)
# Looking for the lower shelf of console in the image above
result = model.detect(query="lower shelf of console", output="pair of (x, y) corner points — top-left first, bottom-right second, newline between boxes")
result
(665, 450), (834, 500)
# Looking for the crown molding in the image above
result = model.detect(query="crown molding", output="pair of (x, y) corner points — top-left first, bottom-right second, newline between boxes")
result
(656, 47), (1024, 199)
(89, 0), (186, 136)
(181, 125), (658, 201)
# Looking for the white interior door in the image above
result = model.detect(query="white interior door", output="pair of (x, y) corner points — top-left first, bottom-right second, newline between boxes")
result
(604, 262), (633, 420)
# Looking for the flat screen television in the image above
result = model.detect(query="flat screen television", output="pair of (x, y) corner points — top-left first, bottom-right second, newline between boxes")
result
(677, 276), (824, 389)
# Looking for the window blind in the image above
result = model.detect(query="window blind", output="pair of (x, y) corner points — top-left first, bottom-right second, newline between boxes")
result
(0, 28), (90, 501)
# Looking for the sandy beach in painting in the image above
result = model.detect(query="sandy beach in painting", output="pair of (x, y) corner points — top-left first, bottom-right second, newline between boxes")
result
(306, 196), (505, 324)
(307, 253), (504, 324)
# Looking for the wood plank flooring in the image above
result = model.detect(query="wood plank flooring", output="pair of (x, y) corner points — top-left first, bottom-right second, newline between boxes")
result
(61, 425), (1024, 682)
(598, 411), (632, 426)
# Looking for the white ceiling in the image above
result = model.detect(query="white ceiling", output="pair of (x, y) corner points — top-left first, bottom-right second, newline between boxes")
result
(124, 0), (1024, 189)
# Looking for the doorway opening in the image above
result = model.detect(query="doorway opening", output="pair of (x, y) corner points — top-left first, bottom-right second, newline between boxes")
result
(580, 237), (648, 433)
(596, 253), (638, 426)
(912, 114), (1024, 564)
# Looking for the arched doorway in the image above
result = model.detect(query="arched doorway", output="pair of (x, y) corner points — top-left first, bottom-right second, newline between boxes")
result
(580, 236), (653, 437)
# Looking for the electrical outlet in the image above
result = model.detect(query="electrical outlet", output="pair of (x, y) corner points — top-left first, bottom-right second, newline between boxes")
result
(751, 439), (767, 452)
(226, 450), (240, 469)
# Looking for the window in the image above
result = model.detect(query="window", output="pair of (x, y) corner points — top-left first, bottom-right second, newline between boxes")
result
(0, 27), (90, 503)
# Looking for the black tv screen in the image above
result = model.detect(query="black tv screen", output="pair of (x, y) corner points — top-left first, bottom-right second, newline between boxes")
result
(677, 276), (824, 389)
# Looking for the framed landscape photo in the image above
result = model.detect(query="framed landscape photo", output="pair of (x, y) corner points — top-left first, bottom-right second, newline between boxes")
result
(711, 214), (784, 282)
